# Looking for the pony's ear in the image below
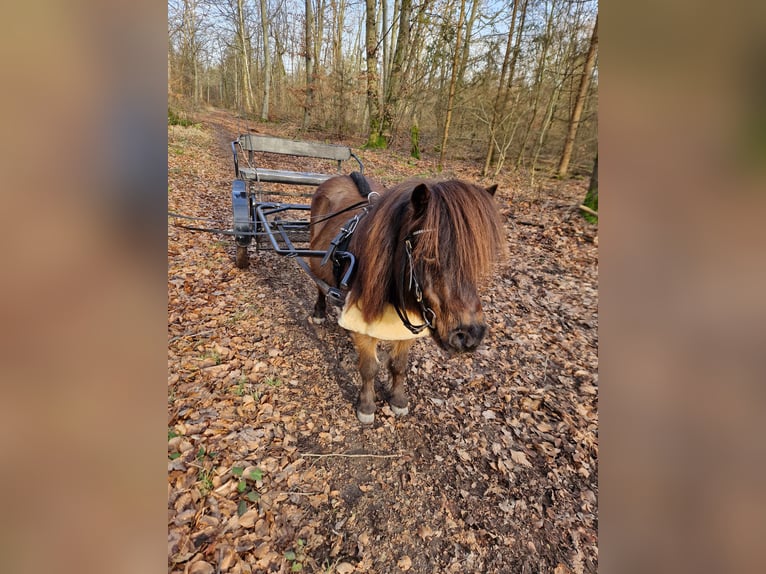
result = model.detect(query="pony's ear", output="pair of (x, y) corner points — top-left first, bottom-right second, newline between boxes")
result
(485, 183), (498, 196)
(411, 183), (431, 216)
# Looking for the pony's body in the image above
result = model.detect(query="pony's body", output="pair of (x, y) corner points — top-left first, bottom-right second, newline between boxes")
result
(309, 175), (504, 423)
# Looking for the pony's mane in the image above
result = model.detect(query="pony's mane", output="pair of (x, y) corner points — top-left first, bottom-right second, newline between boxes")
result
(348, 178), (505, 323)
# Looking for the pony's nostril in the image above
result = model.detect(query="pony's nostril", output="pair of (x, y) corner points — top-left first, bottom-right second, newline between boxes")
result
(448, 324), (486, 351)
(471, 323), (487, 343)
(449, 329), (474, 351)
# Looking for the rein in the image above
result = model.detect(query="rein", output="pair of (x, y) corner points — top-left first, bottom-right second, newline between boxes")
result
(393, 230), (436, 334)
(310, 200), (368, 225)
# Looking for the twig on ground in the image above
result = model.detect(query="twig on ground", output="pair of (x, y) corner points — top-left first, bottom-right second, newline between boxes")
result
(169, 330), (214, 344)
(578, 204), (598, 218)
(299, 451), (410, 459)
(507, 214), (545, 228)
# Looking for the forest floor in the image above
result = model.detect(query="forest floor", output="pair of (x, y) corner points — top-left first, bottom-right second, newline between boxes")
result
(168, 108), (598, 574)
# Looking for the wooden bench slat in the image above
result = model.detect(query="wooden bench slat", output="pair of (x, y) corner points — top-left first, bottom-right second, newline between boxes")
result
(239, 168), (334, 185)
(238, 134), (351, 161)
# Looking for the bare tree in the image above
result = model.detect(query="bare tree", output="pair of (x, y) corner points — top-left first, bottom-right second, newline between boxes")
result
(515, 0), (557, 169)
(364, 0), (384, 147)
(236, 0), (256, 115)
(438, 0), (467, 170)
(482, 0), (521, 176)
(380, 0), (412, 143)
(581, 153), (597, 221)
(557, 13), (598, 177)
(302, 0), (315, 129)
(259, 0), (271, 120)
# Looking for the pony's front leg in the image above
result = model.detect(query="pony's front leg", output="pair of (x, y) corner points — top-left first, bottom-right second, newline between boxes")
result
(388, 340), (414, 416)
(351, 332), (379, 424)
(310, 287), (327, 324)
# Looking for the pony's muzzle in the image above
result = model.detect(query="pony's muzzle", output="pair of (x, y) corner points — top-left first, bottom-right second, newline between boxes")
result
(447, 323), (486, 352)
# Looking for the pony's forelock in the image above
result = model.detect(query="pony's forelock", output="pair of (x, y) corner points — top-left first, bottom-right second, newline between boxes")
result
(349, 179), (504, 323)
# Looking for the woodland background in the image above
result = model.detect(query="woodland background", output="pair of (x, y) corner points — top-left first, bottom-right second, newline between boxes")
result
(168, 0), (598, 182)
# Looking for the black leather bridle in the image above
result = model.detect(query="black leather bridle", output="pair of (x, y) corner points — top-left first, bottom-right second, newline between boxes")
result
(393, 231), (436, 334)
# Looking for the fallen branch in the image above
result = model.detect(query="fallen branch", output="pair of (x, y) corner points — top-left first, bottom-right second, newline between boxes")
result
(299, 451), (410, 459)
(283, 491), (325, 496)
(169, 329), (214, 344)
(578, 204), (598, 218)
(507, 214), (545, 228)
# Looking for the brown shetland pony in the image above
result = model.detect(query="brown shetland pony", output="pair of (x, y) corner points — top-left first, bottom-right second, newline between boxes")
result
(309, 175), (504, 424)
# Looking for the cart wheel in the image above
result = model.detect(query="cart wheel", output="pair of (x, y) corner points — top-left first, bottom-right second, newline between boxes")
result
(235, 245), (249, 268)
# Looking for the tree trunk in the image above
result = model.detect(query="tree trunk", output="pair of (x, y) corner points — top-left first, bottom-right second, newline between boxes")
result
(364, 0), (384, 147)
(331, 0), (347, 136)
(381, 0), (412, 142)
(382, 0), (390, 89)
(530, 78), (562, 175)
(302, 0), (315, 130)
(482, 0), (518, 176)
(483, 0), (528, 176)
(410, 117), (420, 159)
(515, 0), (556, 169)
(557, 14), (598, 177)
(259, 0), (271, 121)
(459, 0), (480, 86)
(438, 0), (467, 170)
(582, 154), (598, 222)
(237, 0), (255, 116)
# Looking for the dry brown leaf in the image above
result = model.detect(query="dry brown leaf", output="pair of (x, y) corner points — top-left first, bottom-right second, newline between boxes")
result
(219, 548), (237, 572)
(511, 450), (533, 467)
(252, 542), (271, 559)
(335, 563), (355, 574)
(237, 509), (259, 528)
(418, 524), (434, 540)
(397, 555), (412, 571)
(189, 561), (215, 574)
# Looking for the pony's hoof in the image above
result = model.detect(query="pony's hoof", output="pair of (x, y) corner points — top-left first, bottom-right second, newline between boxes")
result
(309, 316), (326, 325)
(356, 410), (375, 425)
(390, 404), (409, 417)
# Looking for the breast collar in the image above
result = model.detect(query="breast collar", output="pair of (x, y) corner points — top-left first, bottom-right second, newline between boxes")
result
(321, 209), (369, 287)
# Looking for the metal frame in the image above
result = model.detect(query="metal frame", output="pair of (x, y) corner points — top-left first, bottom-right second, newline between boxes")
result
(172, 134), (365, 302)
(253, 202), (355, 306)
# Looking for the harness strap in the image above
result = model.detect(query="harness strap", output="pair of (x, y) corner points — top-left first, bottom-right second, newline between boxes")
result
(310, 171), (376, 225)
(310, 200), (368, 225)
(393, 233), (436, 334)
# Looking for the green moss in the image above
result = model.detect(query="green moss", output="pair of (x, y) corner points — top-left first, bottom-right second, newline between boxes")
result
(410, 124), (421, 159)
(364, 132), (387, 150)
(168, 108), (194, 127)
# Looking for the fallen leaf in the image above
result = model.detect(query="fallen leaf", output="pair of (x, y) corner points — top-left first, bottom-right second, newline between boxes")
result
(418, 525), (434, 540)
(189, 561), (215, 574)
(511, 450), (533, 467)
(219, 548), (237, 571)
(536, 422), (553, 433)
(397, 555), (412, 571)
(238, 508), (259, 528)
(335, 563), (355, 574)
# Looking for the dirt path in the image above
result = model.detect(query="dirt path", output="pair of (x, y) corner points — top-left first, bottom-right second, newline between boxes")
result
(168, 110), (598, 573)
